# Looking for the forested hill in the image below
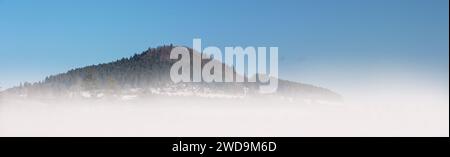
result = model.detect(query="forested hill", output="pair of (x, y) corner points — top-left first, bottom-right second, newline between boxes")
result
(11, 45), (176, 92)
(4, 45), (342, 102)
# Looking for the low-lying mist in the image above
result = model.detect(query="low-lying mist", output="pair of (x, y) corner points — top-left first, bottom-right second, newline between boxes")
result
(0, 87), (448, 137)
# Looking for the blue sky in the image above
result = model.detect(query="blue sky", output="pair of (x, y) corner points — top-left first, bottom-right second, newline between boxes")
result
(0, 0), (448, 93)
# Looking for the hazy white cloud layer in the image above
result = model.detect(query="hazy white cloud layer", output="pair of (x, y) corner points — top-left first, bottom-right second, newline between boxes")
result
(1, 86), (448, 137)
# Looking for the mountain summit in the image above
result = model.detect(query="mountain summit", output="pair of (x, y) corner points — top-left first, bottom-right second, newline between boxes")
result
(4, 45), (341, 103)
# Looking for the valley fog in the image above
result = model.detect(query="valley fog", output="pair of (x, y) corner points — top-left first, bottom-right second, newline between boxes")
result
(0, 90), (448, 137)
